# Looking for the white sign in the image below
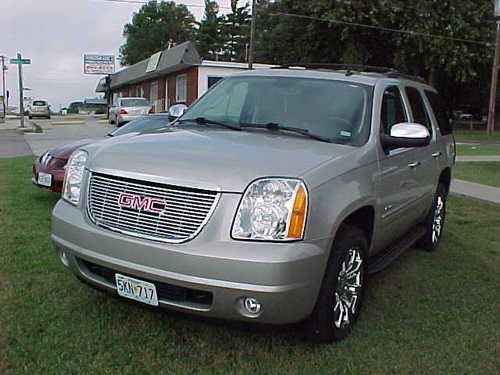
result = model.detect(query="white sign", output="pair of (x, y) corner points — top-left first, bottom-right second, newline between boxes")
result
(496, 0), (500, 17)
(84, 54), (115, 75)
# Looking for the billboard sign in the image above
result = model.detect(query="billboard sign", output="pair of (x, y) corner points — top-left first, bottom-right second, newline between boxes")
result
(496, 0), (500, 17)
(84, 54), (115, 75)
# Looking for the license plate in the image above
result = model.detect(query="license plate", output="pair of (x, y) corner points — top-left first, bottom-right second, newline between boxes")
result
(38, 172), (52, 187)
(115, 273), (159, 306)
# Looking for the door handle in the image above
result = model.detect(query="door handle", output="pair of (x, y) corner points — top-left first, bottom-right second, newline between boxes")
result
(408, 161), (421, 168)
(432, 151), (442, 158)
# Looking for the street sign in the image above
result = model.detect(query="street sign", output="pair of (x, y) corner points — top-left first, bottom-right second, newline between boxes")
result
(10, 58), (31, 64)
(84, 54), (115, 75)
(496, 0), (500, 17)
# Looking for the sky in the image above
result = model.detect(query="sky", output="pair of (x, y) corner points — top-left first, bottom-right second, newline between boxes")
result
(2, 0), (246, 111)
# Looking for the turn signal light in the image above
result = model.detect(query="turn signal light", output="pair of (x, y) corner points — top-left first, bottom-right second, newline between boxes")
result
(288, 184), (307, 238)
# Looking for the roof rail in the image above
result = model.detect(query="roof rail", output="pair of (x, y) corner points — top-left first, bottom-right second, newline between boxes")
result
(271, 63), (426, 83)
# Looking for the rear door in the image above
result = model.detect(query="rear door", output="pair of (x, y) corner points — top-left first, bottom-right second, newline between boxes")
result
(374, 85), (422, 249)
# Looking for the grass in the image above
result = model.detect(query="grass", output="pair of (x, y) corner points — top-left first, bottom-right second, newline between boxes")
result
(453, 130), (500, 143)
(456, 144), (500, 156)
(1, 156), (499, 374)
(453, 162), (500, 188)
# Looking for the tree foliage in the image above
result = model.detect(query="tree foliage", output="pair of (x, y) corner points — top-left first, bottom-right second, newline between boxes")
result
(221, 1), (251, 61)
(195, 1), (225, 60)
(119, 1), (195, 65)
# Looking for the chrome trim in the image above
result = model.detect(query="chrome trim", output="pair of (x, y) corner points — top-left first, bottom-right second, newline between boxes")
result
(86, 170), (221, 244)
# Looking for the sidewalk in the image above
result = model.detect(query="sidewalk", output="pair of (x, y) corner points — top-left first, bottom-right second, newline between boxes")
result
(450, 179), (500, 205)
(456, 156), (500, 162)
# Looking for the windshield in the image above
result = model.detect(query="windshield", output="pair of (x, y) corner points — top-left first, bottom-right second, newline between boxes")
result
(33, 100), (47, 106)
(110, 116), (169, 137)
(182, 76), (372, 145)
(120, 98), (149, 107)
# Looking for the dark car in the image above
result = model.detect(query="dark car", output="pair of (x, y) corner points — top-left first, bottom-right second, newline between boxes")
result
(32, 114), (171, 192)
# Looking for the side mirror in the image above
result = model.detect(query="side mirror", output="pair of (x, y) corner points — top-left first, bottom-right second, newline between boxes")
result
(381, 122), (430, 150)
(168, 104), (187, 121)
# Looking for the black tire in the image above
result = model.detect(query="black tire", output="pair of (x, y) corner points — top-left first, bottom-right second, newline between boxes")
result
(418, 183), (447, 252)
(304, 224), (368, 343)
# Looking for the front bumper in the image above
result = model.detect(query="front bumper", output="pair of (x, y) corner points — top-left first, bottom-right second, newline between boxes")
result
(52, 198), (329, 324)
(32, 161), (65, 192)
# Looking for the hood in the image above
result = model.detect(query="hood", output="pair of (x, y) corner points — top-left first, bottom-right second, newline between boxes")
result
(84, 127), (356, 193)
(47, 139), (100, 159)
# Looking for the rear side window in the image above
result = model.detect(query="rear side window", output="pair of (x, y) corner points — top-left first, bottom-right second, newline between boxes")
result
(380, 86), (407, 135)
(33, 100), (46, 106)
(425, 91), (452, 135)
(405, 87), (432, 136)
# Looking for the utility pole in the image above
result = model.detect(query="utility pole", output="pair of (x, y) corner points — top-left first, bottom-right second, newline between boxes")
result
(248, 0), (257, 69)
(487, 22), (500, 136)
(0, 56), (6, 118)
(16, 53), (25, 128)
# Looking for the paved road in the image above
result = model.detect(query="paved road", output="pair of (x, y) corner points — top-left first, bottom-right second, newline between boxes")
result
(0, 132), (33, 158)
(26, 116), (114, 156)
(451, 179), (500, 205)
(456, 156), (500, 162)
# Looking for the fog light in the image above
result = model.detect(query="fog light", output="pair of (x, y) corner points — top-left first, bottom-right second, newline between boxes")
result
(58, 249), (70, 267)
(241, 297), (262, 317)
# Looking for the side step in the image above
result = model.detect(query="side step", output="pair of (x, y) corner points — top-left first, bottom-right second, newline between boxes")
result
(367, 226), (426, 274)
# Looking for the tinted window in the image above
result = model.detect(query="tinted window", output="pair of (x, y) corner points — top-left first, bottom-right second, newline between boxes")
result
(425, 91), (452, 135)
(33, 100), (47, 106)
(182, 77), (372, 145)
(405, 87), (432, 135)
(381, 86), (406, 135)
(120, 98), (149, 107)
(110, 116), (169, 137)
(208, 76), (223, 88)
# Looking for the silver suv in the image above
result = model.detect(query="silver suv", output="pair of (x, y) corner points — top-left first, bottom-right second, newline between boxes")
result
(52, 66), (454, 342)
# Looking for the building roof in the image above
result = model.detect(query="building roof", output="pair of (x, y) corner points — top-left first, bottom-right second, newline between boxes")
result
(107, 41), (201, 90)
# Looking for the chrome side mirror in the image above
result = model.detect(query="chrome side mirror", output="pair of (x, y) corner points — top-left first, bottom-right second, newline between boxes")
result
(381, 122), (431, 150)
(168, 104), (187, 121)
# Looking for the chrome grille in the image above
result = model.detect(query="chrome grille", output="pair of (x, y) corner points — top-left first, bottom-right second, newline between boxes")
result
(87, 172), (219, 243)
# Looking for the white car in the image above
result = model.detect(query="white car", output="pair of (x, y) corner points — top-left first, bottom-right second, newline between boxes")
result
(29, 100), (50, 119)
(109, 97), (152, 127)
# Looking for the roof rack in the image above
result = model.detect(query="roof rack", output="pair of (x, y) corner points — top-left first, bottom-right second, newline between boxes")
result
(271, 63), (425, 83)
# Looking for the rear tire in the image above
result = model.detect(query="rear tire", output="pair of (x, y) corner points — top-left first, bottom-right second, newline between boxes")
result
(418, 183), (447, 252)
(304, 224), (367, 343)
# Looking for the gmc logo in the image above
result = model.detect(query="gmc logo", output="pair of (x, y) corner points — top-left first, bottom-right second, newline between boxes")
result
(117, 193), (166, 214)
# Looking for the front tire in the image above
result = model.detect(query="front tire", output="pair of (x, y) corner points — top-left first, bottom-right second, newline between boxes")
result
(304, 224), (367, 343)
(418, 183), (447, 252)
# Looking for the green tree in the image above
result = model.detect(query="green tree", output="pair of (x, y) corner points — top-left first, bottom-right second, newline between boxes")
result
(195, 1), (224, 60)
(221, 1), (251, 61)
(119, 1), (195, 65)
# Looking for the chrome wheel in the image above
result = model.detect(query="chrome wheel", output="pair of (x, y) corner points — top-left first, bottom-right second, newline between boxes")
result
(432, 196), (444, 244)
(334, 247), (364, 329)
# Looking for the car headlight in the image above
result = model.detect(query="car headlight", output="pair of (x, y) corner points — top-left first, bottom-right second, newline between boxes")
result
(62, 150), (88, 205)
(232, 178), (308, 241)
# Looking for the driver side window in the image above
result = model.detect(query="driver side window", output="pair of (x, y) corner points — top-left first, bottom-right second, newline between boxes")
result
(381, 86), (407, 135)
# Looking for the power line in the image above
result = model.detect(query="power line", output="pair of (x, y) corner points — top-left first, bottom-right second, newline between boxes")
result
(268, 11), (491, 47)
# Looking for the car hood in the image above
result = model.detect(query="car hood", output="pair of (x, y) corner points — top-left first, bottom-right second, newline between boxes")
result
(45, 139), (100, 159)
(84, 127), (356, 193)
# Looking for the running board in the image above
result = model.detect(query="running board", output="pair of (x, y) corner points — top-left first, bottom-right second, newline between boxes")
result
(367, 226), (426, 274)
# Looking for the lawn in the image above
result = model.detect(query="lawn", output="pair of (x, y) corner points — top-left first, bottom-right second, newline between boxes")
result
(1, 157), (499, 374)
(453, 162), (500, 188)
(456, 144), (500, 156)
(453, 130), (500, 143)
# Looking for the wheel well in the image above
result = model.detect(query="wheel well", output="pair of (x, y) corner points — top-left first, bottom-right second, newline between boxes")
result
(342, 206), (374, 246)
(439, 168), (452, 194)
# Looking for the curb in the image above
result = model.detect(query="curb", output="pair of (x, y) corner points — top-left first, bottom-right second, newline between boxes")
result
(51, 120), (86, 125)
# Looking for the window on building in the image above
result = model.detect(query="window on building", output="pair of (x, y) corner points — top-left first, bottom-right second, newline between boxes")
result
(176, 74), (187, 103)
(208, 76), (223, 89)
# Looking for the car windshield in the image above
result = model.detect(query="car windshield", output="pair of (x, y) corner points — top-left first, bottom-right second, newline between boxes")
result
(181, 76), (372, 145)
(33, 100), (47, 106)
(120, 98), (149, 107)
(109, 116), (170, 137)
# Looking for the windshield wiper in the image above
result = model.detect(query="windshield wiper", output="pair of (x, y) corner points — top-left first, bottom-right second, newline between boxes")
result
(178, 117), (241, 131)
(240, 122), (333, 143)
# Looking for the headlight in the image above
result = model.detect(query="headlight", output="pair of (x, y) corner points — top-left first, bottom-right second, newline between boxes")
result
(62, 150), (88, 205)
(232, 178), (308, 241)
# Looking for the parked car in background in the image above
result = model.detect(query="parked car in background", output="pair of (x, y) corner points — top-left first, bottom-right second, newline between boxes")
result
(52, 67), (455, 343)
(33, 113), (171, 192)
(29, 100), (51, 119)
(109, 97), (152, 127)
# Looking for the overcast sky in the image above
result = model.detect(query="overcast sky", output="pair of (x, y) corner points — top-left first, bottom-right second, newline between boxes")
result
(2, 0), (245, 111)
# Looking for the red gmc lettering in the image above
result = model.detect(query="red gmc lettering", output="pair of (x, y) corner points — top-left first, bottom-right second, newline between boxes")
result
(117, 193), (165, 214)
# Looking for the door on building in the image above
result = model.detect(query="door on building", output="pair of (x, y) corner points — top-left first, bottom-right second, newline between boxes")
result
(164, 80), (169, 111)
(150, 81), (159, 113)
